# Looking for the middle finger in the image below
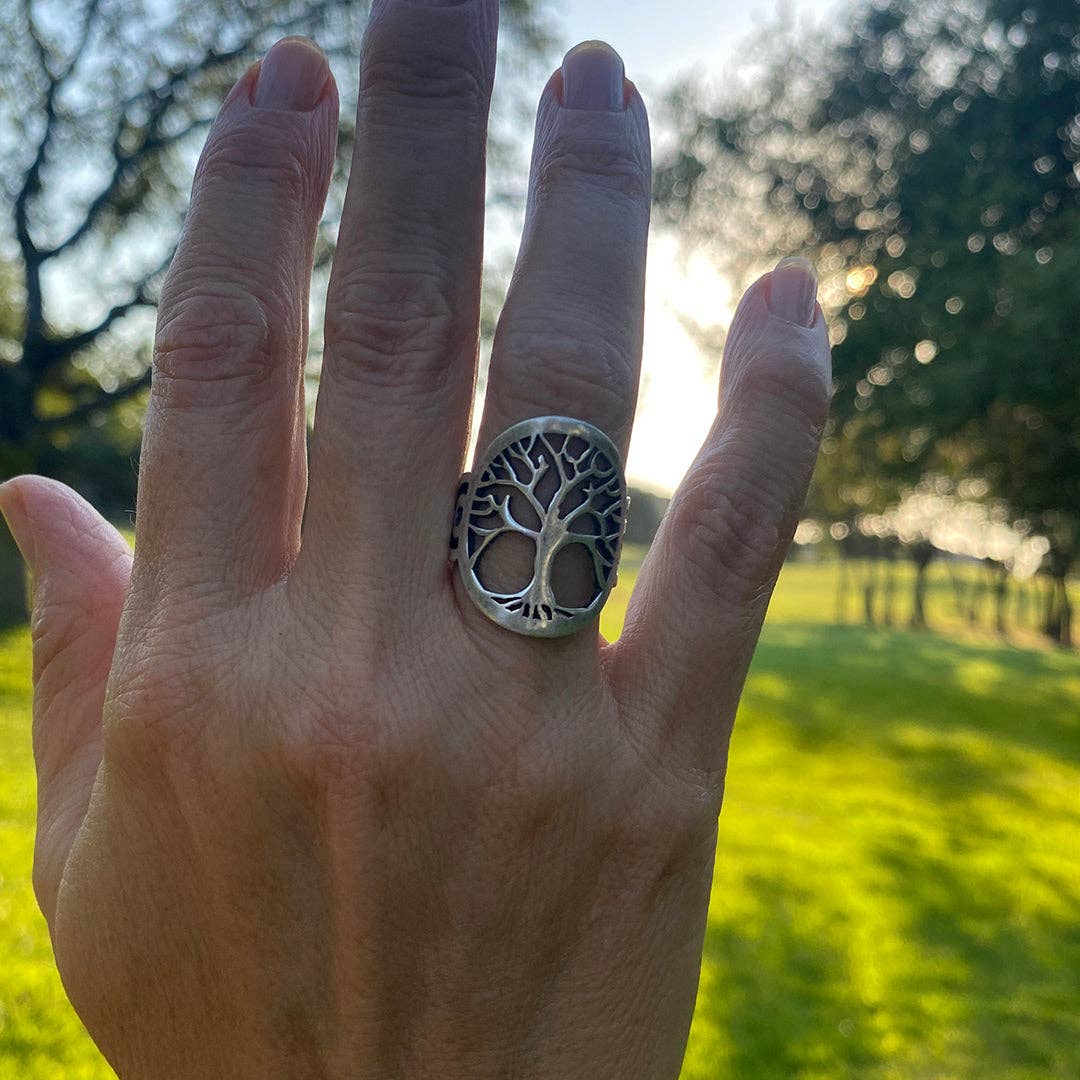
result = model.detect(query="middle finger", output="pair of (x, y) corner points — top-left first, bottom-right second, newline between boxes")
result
(298, 0), (498, 604)
(458, 44), (651, 640)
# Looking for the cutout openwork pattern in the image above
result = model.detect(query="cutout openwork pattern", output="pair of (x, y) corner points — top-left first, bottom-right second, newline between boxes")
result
(454, 418), (627, 638)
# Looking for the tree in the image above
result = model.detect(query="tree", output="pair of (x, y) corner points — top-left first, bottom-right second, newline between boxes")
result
(657, 0), (1080, 644)
(0, 0), (553, 624)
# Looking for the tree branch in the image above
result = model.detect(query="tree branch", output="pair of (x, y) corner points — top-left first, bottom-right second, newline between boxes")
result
(15, 0), (105, 260)
(37, 368), (151, 433)
(39, 103), (209, 261)
(33, 245), (174, 373)
(43, 0), (340, 261)
(14, 0), (60, 345)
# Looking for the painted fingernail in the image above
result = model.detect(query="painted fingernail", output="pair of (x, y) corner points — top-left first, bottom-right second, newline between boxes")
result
(561, 41), (626, 111)
(767, 256), (818, 327)
(254, 37), (330, 111)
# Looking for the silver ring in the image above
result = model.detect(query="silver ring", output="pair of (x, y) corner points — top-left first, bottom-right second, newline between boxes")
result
(451, 416), (628, 638)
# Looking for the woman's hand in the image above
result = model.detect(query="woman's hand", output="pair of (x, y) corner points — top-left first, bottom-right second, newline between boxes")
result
(0, 3), (829, 1077)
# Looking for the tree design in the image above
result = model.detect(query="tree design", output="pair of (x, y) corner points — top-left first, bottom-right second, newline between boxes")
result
(459, 426), (626, 629)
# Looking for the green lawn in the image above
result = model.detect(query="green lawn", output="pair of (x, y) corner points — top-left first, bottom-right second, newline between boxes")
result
(2, 559), (1079, 1078)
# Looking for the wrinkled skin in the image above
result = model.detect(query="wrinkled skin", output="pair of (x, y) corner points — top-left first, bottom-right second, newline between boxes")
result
(0, 3), (830, 1078)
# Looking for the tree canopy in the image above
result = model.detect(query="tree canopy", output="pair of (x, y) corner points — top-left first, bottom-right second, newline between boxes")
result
(658, 0), (1080, 642)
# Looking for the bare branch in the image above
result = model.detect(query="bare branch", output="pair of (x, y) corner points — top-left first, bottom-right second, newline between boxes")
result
(14, 0), (61, 341)
(37, 368), (151, 433)
(41, 110), (209, 260)
(33, 245), (173, 374)
(43, 0), (341, 261)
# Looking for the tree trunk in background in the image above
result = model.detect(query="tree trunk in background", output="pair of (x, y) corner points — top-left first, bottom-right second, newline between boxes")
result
(908, 542), (935, 630)
(861, 555), (878, 626)
(947, 559), (968, 617)
(855, 538), (881, 627)
(881, 546), (897, 627)
(1043, 576), (1057, 635)
(967, 565), (988, 626)
(1014, 579), (1030, 630)
(835, 547), (851, 624)
(1043, 548), (1076, 648)
(993, 563), (1010, 636)
(1045, 574), (1074, 647)
(0, 524), (28, 628)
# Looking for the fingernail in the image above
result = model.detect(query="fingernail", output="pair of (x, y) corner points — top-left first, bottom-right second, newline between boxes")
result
(254, 37), (330, 111)
(0, 481), (33, 565)
(561, 41), (626, 111)
(767, 256), (818, 327)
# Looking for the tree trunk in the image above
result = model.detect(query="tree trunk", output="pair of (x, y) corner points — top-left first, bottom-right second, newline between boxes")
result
(967, 564), (988, 626)
(862, 578), (876, 625)
(881, 548), (897, 627)
(0, 522), (28, 628)
(1042, 547), (1076, 648)
(1014, 579), (1029, 630)
(908, 541), (935, 630)
(947, 559), (967, 616)
(855, 538), (880, 627)
(993, 564), (1009, 636)
(1045, 575), (1074, 648)
(835, 546), (851, 624)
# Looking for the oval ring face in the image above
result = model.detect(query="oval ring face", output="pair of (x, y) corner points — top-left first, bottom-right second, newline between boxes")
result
(453, 417), (628, 638)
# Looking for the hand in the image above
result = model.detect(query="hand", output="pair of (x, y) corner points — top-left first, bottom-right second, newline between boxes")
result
(0, 5), (829, 1077)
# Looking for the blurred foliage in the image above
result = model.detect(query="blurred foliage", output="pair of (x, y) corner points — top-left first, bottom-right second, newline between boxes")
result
(657, 0), (1080, 643)
(624, 485), (669, 547)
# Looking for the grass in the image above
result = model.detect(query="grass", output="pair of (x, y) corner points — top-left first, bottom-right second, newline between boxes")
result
(2, 558), (1078, 1078)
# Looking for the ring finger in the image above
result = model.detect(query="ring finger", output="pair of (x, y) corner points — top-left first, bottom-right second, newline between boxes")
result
(462, 42), (651, 637)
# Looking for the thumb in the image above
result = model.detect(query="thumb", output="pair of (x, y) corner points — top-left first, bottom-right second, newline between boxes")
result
(0, 475), (131, 926)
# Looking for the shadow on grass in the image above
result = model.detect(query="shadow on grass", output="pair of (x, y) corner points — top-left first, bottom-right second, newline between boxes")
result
(683, 623), (1080, 1078)
(690, 874), (879, 1079)
(871, 836), (1080, 1071)
(749, 624), (1080, 769)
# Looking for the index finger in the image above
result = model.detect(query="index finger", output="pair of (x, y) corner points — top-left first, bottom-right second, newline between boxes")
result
(135, 40), (338, 603)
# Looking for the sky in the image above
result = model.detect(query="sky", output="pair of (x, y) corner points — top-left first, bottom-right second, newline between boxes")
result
(559, 0), (830, 83)
(499, 0), (844, 495)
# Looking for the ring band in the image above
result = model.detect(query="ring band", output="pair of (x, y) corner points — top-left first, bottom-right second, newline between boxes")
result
(451, 416), (628, 638)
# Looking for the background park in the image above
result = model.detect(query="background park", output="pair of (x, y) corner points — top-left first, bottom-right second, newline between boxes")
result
(1, 0), (1078, 1076)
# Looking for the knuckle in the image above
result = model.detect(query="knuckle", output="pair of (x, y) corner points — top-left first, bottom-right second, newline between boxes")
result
(196, 113), (315, 205)
(324, 263), (465, 393)
(492, 323), (633, 437)
(104, 685), (187, 768)
(503, 757), (580, 840)
(362, 55), (490, 118)
(728, 334), (832, 434)
(102, 630), (222, 764)
(283, 691), (377, 787)
(533, 132), (651, 204)
(30, 850), (53, 920)
(670, 465), (789, 605)
(621, 782), (720, 861)
(153, 284), (280, 396)
(362, 10), (492, 117)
